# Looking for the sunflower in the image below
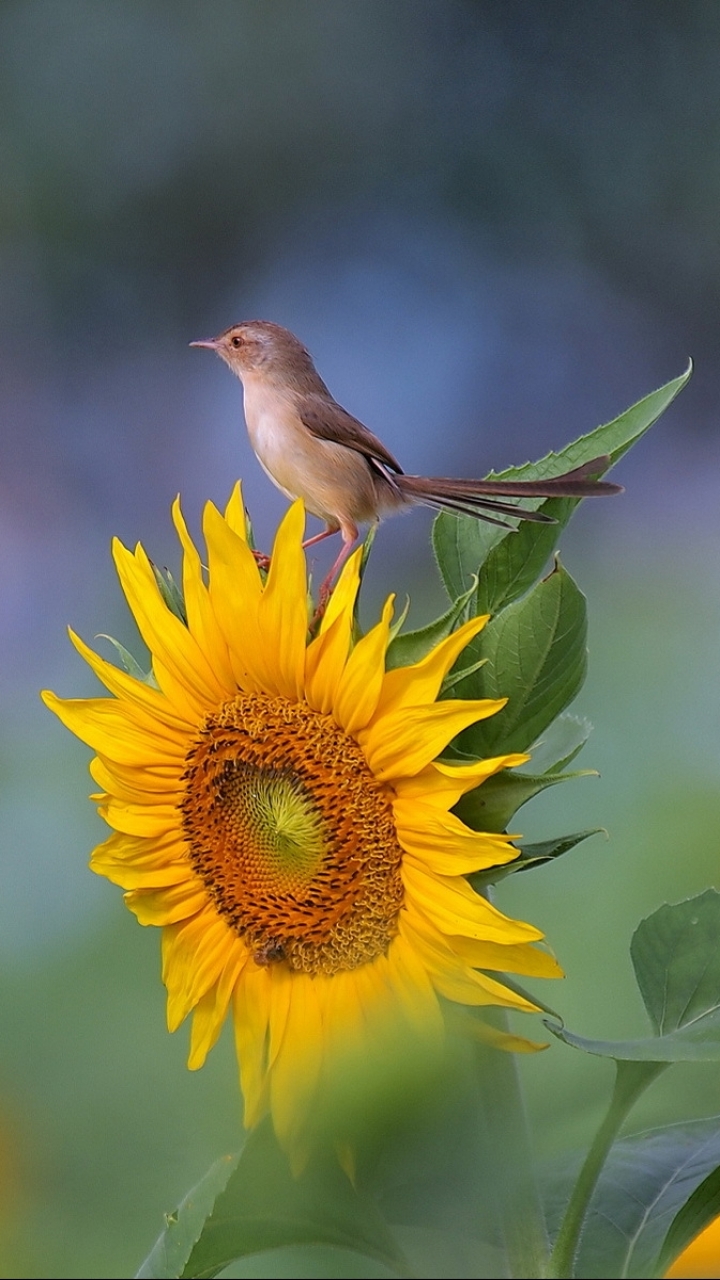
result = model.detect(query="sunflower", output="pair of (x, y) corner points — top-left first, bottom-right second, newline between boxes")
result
(43, 486), (560, 1160)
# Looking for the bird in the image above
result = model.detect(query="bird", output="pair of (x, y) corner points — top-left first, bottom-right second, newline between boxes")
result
(190, 320), (622, 602)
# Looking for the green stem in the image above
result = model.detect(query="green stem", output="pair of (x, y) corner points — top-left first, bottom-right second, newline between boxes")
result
(476, 1015), (550, 1279)
(547, 1059), (669, 1279)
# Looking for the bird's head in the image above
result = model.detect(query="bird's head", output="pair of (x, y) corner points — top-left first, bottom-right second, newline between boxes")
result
(190, 320), (316, 385)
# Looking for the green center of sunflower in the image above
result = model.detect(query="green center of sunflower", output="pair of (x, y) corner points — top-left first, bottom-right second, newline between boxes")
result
(180, 692), (404, 975)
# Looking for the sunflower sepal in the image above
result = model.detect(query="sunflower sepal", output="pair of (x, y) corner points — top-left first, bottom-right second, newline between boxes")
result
(521, 710), (593, 776)
(453, 765), (597, 834)
(151, 562), (187, 626)
(467, 827), (605, 888)
(95, 633), (158, 688)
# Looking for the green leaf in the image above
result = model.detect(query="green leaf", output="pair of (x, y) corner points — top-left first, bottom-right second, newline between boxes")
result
(522, 713), (593, 775)
(448, 559), (588, 758)
(469, 829), (604, 889)
(546, 1016), (720, 1062)
(432, 508), (507, 604)
(218, 1244), (399, 1278)
(433, 364), (691, 598)
(546, 1117), (720, 1279)
(177, 1123), (408, 1280)
(454, 767), (595, 834)
(655, 1161), (720, 1279)
(631, 889), (720, 1038)
(441, 657), (487, 696)
(385, 578), (477, 671)
(547, 888), (720, 1062)
(152, 563), (188, 626)
(96, 634), (158, 687)
(136, 1154), (239, 1279)
(472, 497), (572, 617)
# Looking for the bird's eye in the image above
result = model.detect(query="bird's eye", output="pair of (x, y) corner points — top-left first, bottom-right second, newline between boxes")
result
(230, 335), (243, 348)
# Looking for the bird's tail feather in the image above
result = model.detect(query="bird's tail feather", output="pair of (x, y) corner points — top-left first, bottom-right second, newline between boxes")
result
(395, 454), (622, 526)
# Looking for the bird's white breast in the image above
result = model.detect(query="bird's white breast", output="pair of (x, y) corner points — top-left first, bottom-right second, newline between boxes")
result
(241, 377), (305, 501)
(239, 371), (381, 528)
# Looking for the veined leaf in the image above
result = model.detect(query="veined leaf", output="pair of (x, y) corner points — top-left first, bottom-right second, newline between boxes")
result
(136, 1155), (239, 1278)
(546, 1117), (720, 1279)
(655, 1161), (720, 1279)
(447, 559), (587, 758)
(631, 889), (720, 1038)
(178, 1123), (407, 1280)
(547, 892), (720, 1062)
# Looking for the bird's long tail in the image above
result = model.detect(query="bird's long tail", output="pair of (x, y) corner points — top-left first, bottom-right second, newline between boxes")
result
(394, 455), (622, 527)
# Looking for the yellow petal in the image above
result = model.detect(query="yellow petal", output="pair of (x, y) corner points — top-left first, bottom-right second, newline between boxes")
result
(333, 596), (395, 735)
(172, 498), (237, 695)
(90, 830), (188, 889)
(360, 698), (507, 780)
(112, 539), (226, 715)
(305, 611), (350, 714)
(402, 860), (543, 944)
(401, 916), (540, 1011)
(374, 614), (489, 718)
(267, 963), (293, 1068)
(318, 546), (362, 636)
(67, 630), (196, 731)
(188, 946), (247, 1070)
(268, 970), (324, 1154)
(258, 501), (308, 701)
(163, 907), (242, 1028)
(90, 755), (183, 805)
(125, 878), (208, 926)
(380, 936), (444, 1041)
(233, 965), (272, 1129)
(394, 752), (530, 809)
(223, 481), (250, 540)
(394, 800), (520, 874)
(100, 796), (178, 838)
(304, 548), (363, 713)
(203, 501), (276, 693)
(42, 692), (187, 764)
(450, 932), (563, 979)
(448, 1011), (548, 1054)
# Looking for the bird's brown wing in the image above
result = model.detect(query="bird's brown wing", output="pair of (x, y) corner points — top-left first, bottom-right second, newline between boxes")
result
(298, 395), (404, 474)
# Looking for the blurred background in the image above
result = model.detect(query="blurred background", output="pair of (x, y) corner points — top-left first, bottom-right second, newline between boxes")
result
(3, 1), (720, 1274)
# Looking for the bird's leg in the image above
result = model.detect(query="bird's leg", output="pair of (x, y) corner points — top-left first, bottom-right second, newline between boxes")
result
(302, 523), (340, 552)
(253, 524), (339, 575)
(314, 521), (359, 620)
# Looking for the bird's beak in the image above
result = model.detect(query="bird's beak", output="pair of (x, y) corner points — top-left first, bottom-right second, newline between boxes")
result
(189, 338), (220, 350)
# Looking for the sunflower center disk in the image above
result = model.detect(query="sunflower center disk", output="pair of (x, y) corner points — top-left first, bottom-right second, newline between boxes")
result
(181, 693), (404, 974)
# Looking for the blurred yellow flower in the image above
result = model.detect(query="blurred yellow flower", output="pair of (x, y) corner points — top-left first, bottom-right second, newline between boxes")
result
(665, 1216), (720, 1278)
(43, 486), (560, 1159)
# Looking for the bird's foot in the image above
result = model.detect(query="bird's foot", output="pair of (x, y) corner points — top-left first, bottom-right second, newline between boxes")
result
(308, 574), (335, 633)
(252, 549), (271, 571)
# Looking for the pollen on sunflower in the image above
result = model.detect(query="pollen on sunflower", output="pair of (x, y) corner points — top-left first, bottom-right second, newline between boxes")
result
(42, 484), (561, 1161)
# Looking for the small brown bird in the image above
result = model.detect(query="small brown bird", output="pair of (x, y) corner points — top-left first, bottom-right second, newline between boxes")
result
(191, 321), (621, 599)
